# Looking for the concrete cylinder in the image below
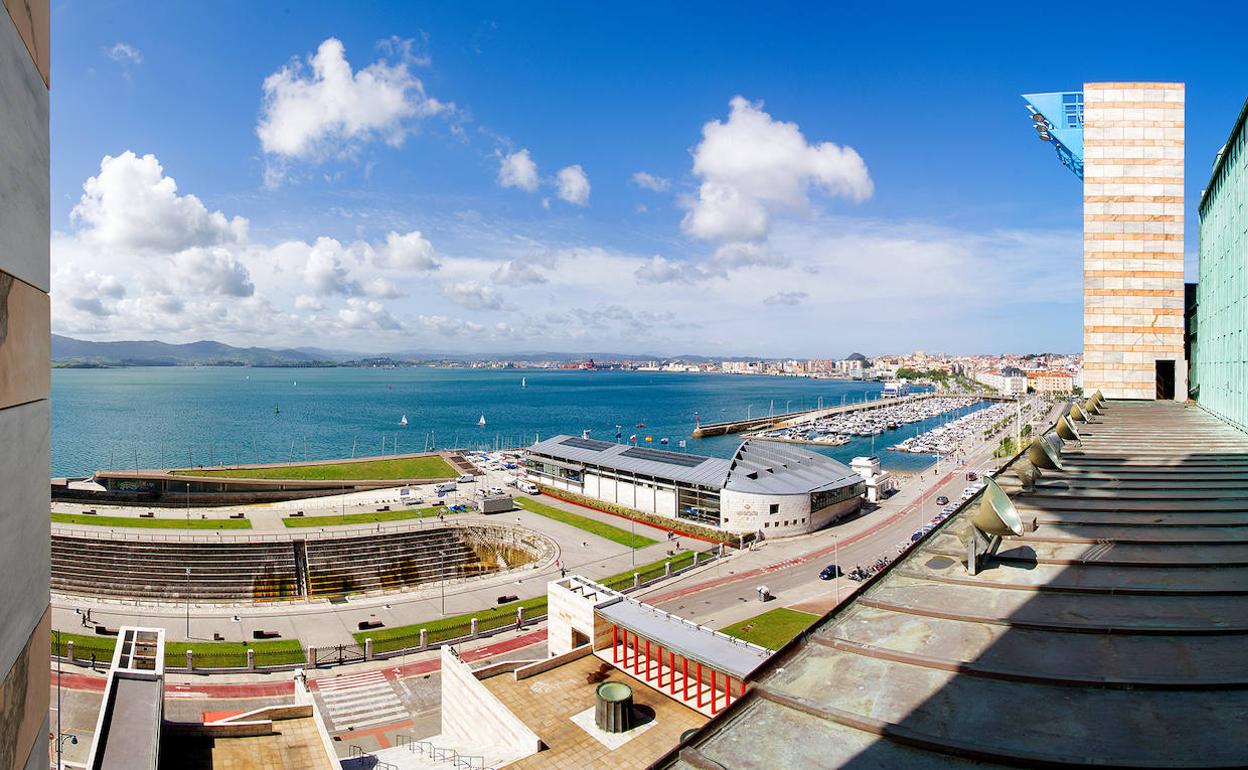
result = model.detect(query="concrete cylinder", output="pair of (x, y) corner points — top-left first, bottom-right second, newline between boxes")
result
(186, 650), (194, 670)
(595, 681), (634, 733)
(470, 618), (479, 638)
(516, 606), (525, 628)
(67, 640), (74, 663)
(365, 638), (374, 661)
(419, 629), (428, 649)
(633, 573), (640, 589)
(247, 649), (255, 671)
(665, 561), (672, 576)
(307, 646), (318, 667)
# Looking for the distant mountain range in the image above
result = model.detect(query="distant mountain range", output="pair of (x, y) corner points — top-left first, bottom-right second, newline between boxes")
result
(51, 335), (335, 367)
(49, 335), (753, 366)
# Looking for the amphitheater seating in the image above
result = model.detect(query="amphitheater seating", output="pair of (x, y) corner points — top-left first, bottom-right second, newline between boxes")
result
(303, 528), (485, 598)
(51, 526), (511, 603)
(51, 536), (300, 602)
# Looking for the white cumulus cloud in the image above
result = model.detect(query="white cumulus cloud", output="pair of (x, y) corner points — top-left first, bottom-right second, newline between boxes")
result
(763, 291), (808, 305)
(443, 280), (507, 310)
(631, 171), (670, 192)
(257, 37), (450, 161)
(683, 96), (872, 244)
(72, 151), (248, 253)
(106, 42), (143, 65)
(376, 230), (440, 271)
(556, 164), (590, 206)
(497, 149), (539, 192)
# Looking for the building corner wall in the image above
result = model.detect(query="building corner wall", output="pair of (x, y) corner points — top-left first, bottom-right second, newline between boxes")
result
(0, 0), (49, 768)
(1082, 82), (1186, 400)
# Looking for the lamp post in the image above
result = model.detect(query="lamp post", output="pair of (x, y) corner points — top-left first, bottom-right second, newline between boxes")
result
(185, 482), (190, 522)
(439, 551), (446, 615)
(55, 628), (62, 770)
(185, 567), (191, 638)
(833, 535), (841, 605)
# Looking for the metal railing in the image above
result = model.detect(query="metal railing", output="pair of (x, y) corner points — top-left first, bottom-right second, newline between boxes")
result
(394, 734), (494, 770)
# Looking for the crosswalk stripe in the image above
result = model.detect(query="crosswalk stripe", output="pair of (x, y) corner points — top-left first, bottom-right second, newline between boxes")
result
(320, 692), (395, 708)
(315, 671), (409, 732)
(317, 672), (387, 687)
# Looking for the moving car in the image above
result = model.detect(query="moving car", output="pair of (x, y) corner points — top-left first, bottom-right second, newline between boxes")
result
(819, 564), (842, 580)
(935, 495), (949, 506)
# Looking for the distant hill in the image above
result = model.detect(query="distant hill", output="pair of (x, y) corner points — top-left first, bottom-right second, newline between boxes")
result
(51, 335), (334, 367)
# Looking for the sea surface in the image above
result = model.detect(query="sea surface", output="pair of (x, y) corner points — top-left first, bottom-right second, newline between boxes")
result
(50, 367), (982, 477)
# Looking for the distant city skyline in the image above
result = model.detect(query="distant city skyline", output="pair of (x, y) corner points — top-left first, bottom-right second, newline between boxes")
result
(50, 2), (1248, 355)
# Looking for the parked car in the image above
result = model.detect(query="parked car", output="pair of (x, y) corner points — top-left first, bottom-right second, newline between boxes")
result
(456, 474), (475, 484)
(819, 564), (842, 580)
(488, 486), (506, 497)
(434, 482), (457, 494)
(966, 471), (978, 481)
(936, 495), (949, 506)
(517, 481), (539, 495)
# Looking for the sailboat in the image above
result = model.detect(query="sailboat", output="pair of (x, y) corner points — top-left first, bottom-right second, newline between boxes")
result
(478, 414), (487, 427)
(521, 377), (527, 389)
(399, 415), (408, 426)
(274, 404), (280, 415)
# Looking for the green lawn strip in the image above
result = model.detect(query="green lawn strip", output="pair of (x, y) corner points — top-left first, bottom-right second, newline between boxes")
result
(356, 595), (551, 652)
(52, 631), (304, 667)
(179, 455), (456, 481)
(51, 512), (251, 530)
(514, 496), (657, 549)
(718, 608), (820, 650)
(283, 507), (444, 528)
(355, 551), (707, 653)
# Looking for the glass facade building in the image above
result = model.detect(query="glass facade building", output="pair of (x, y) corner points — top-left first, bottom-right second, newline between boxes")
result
(1193, 99), (1248, 431)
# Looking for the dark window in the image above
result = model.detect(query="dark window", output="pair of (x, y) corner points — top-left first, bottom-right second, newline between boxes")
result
(769, 503), (780, 514)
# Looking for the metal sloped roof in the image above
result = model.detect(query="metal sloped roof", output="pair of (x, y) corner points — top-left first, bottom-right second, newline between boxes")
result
(528, 435), (732, 488)
(653, 401), (1248, 769)
(529, 435), (863, 495)
(723, 440), (862, 495)
(597, 597), (772, 680)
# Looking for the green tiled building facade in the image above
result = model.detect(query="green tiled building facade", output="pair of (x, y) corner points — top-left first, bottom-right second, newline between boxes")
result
(1195, 99), (1248, 432)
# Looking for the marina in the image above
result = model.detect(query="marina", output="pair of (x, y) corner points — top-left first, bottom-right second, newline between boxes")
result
(746, 396), (988, 447)
(889, 398), (1038, 455)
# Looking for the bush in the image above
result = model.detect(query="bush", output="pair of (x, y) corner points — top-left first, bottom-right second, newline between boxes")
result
(535, 484), (738, 544)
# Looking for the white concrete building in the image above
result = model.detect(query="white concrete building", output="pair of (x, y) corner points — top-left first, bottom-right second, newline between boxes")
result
(525, 436), (865, 537)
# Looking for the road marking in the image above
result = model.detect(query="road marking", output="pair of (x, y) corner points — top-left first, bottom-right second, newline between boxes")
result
(314, 671), (409, 732)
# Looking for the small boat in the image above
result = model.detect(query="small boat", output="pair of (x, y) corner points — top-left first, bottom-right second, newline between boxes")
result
(478, 415), (487, 427)
(636, 422), (646, 428)
(400, 415), (408, 426)
(659, 437), (669, 445)
(521, 377), (527, 388)
(274, 404), (280, 415)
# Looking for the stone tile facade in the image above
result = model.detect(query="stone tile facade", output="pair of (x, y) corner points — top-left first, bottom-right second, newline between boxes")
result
(1082, 82), (1186, 400)
(0, 2), (48, 769)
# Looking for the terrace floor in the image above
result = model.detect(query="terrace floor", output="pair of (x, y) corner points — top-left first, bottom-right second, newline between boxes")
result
(482, 653), (707, 770)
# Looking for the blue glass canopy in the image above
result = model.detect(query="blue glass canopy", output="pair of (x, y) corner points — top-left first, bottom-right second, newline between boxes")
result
(1022, 91), (1084, 179)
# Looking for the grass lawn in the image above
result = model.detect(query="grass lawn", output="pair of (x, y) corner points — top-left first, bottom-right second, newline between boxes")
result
(354, 550), (708, 653)
(283, 507), (444, 528)
(52, 512), (252, 530)
(718, 608), (820, 650)
(514, 496), (657, 549)
(52, 631), (304, 667)
(355, 595), (551, 652)
(180, 454), (456, 481)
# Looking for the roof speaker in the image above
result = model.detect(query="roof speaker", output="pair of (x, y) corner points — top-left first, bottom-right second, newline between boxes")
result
(1056, 414), (1082, 442)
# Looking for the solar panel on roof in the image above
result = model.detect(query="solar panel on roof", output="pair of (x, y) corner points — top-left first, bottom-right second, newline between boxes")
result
(620, 446), (708, 468)
(559, 436), (615, 451)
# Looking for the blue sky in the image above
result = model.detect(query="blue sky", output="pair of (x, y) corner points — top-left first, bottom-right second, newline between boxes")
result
(49, 1), (1248, 357)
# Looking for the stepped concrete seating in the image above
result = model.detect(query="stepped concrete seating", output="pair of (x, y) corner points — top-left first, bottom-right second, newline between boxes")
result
(304, 528), (487, 598)
(51, 535), (299, 602)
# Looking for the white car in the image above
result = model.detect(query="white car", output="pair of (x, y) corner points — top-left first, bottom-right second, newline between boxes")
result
(517, 481), (539, 495)
(489, 486), (506, 497)
(456, 474), (475, 484)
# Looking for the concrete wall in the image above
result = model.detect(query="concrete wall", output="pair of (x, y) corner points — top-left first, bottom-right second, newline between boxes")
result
(546, 579), (601, 656)
(440, 646), (541, 754)
(719, 489), (861, 537)
(1083, 82), (1187, 400)
(0, 0), (48, 768)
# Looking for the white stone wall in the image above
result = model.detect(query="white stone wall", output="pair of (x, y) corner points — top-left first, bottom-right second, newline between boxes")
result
(440, 646), (541, 754)
(546, 580), (602, 656)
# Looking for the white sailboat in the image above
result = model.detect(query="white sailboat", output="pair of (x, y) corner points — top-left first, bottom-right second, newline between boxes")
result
(478, 414), (487, 427)
(521, 377), (527, 388)
(399, 414), (408, 426)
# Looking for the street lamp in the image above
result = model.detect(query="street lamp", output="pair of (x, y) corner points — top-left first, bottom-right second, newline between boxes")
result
(185, 567), (191, 638)
(439, 551), (447, 615)
(185, 481), (191, 522)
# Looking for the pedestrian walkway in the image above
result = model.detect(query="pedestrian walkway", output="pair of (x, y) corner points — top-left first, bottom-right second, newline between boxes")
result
(314, 670), (408, 732)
